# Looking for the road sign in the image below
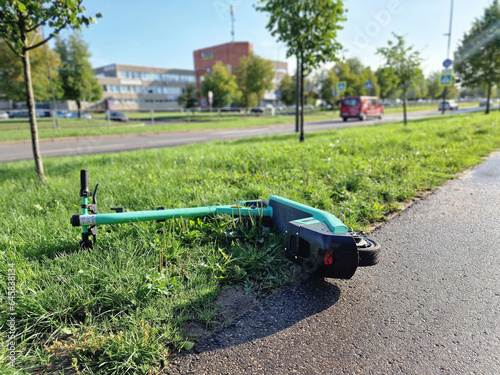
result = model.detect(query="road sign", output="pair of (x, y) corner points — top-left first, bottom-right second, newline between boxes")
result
(443, 58), (453, 68)
(306, 83), (311, 91)
(439, 72), (453, 87)
(208, 90), (213, 104)
(332, 88), (337, 96)
(275, 91), (281, 99)
(365, 81), (373, 90)
(337, 81), (346, 92)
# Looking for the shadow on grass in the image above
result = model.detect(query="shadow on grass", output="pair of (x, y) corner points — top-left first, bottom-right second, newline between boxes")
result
(181, 274), (341, 356)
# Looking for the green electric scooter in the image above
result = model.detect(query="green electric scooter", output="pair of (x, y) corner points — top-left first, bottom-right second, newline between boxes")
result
(70, 170), (380, 279)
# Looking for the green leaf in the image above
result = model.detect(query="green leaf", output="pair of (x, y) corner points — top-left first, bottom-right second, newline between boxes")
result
(182, 341), (195, 350)
(16, 2), (27, 12)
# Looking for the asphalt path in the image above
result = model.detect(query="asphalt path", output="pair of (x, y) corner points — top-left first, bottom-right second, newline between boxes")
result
(0, 106), (487, 163)
(166, 150), (500, 375)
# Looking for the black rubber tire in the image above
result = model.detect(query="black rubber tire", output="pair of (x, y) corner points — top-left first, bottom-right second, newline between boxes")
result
(342, 117), (347, 122)
(359, 113), (366, 121)
(357, 237), (381, 267)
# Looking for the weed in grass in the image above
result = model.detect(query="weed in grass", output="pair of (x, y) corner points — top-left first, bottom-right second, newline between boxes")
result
(0, 111), (498, 373)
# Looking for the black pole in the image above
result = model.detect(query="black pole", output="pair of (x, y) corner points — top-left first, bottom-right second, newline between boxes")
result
(295, 57), (300, 133)
(441, 86), (447, 115)
(299, 58), (305, 142)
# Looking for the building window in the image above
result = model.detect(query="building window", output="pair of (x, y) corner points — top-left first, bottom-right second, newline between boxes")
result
(105, 85), (120, 93)
(162, 74), (179, 82)
(119, 71), (142, 79)
(179, 75), (195, 83)
(163, 87), (182, 95)
(142, 72), (161, 81)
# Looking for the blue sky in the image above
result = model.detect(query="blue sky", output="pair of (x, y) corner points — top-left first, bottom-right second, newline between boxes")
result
(66, 0), (495, 77)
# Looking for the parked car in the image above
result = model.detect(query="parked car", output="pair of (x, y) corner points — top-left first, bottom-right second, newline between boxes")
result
(220, 106), (241, 113)
(36, 110), (51, 118)
(0, 111), (8, 119)
(479, 99), (492, 107)
(57, 110), (71, 118)
(69, 111), (92, 119)
(8, 110), (29, 118)
(106, 111), (129, 122)
(340, 96), (384, 121)
(250, 107), (264, 114)
(438, 100), (458, 111)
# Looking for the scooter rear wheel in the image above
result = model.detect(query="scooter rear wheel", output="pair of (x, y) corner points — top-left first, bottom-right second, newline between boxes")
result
(356, 237), (380, 266)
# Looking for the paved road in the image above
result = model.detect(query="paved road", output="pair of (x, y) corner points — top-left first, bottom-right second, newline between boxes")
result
(167, 152), (500, 375)
(0, 107), (484, 163)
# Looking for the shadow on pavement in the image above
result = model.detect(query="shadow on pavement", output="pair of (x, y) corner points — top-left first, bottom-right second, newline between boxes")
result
(185, 274), (341, 356)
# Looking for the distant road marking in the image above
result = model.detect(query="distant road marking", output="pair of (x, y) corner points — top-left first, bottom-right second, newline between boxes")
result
(147, 136), (208, 145)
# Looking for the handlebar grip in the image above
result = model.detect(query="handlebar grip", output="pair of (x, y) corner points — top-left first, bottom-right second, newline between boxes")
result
(80, 170), (91, 197)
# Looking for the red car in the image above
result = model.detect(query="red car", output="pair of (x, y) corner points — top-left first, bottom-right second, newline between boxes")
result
(340, 96), (384, 121)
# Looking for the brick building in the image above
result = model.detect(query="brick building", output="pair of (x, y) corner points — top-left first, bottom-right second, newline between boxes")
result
(193, 42), (253, 92)
(193, 41), (287, 107)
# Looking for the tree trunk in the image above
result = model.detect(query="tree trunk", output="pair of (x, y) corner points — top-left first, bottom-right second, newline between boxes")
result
(485, 79), (492, 115)
(77, 100), (82, 119)
(22, 49), (45, 181)
(299, 58), (305, 142)
(403, 88), (408, 126)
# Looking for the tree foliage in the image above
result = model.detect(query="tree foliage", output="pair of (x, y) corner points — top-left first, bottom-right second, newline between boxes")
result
(235, 52), (274, 109)
(277, 74), (295, 106)
(377, 33), (423, 125)
(0, 0), (101, 181)
(314, 69), (336, 106)
(0, 35), (61, 102)
(332, 58), (380, 98)
(201, 61), (240, 108)
(375, 67), (400, 99)
(426, 71), (458, 100)
(454, 0), (500, 114)
(257, 0), (346, 141)
(177, 82), (199, 109)
(54, 33), (102, 116)
(256, 0), (346, 70)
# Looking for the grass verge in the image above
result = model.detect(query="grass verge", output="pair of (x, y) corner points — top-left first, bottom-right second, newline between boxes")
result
(0, 111), (499, 374)
(0, 112), (329, 143)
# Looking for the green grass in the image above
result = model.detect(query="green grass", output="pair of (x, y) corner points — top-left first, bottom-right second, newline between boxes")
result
(0, 112), (331, 143)
(1, 111), (499, 374)
(383, 101), (480, 114)
(0, 104), (484, 143)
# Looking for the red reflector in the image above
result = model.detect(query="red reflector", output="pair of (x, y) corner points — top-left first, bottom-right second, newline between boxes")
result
(324, 250), (333, 265)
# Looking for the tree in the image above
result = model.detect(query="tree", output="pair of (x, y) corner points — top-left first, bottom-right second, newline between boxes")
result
(277, 74), (295, 106)
(0, 0), (100, 181)
(234, 52), (274, 109)
(426, 71), (459, 99)
(55, 33), (102, 118)
(0, 36), (61, 102)
(257, 0), (346, 141)
(200, 61), (240, 108)
(454, 0), (500, 114)
(377, 33), (423, 125)
(332, 58), (381, 98)
(375, 66), (401, 100)
(315, 69), (336, 107)
(177, 82), (199, 109)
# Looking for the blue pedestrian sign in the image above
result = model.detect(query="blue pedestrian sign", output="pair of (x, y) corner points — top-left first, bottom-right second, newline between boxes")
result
(306, 83), (311, 91)
(337, 81), (346, 92)
(365, 81), (373, 90)
(442, 58), (453, 68)
(275, 91), (281, 99)
(439, 72), (453, 87)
